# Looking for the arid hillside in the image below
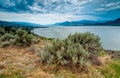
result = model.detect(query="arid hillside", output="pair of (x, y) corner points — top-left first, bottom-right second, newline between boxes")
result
(0, 26), (120, 78)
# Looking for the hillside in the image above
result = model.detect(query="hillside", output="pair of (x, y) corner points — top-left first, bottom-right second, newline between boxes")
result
(0, 21), (41, 28)
(99, 18), (120, 26)
(1, 18), (120, 27)
(54, 20), (99, 26)
(0, 26), (120, 78)
(54, 18), (120, 26)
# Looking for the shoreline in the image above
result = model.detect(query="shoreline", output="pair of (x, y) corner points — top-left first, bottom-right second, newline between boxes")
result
(105, 50), (120, 59)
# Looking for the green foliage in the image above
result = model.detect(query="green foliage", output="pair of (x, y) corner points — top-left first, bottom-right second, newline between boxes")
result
(0, 41), (10, 47)
(0, 33), (15, 41)
(87, 58), (120, 78)
(15, 28), (34, 46)
(67, 32), (102, 54)
(0, 69), (25, 78)
(102, 59), (120, 78)
(0, 73), (25, 78)
(0, 26), (35, 47)
(40, 39), (89, 66)
(39, 32), (103, 72)
(0, 33), (15, 47)
(0, 27), (5, 36)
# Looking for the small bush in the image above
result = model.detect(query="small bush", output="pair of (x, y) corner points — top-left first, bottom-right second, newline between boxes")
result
(0, 27), (36, 47)
(0, 41), (10, 47)
(67, 32), (102, 54)
(0, 33), (15, 47)
(0, 33), (15, 42)
(40, 39), (89, 66)
(15, 29), (34, 46)
(0, 27), (5, 35)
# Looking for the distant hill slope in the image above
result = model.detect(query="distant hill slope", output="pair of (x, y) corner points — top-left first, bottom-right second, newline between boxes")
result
(54, 20), (99, 26)
(99, 18), (120, 26)
(1, 18), (120, 27)
(0, 21), (41, 27)
(54, 18), (120, 26)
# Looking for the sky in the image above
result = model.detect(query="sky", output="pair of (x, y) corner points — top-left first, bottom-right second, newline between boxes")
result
(0, 0), (120, 25)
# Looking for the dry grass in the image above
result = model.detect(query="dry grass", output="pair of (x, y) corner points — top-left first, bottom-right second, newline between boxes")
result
(0, 40), (54, 78)
(0, 40), (119, 78)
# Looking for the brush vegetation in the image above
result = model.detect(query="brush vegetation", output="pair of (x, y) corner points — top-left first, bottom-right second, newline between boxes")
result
(1, 26), (120, 78)
(39, 32), (103, 72)
(0, 26), (35, 47)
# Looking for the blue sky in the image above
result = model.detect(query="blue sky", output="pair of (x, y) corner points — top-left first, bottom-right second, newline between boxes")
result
(0, 0), (120, 25)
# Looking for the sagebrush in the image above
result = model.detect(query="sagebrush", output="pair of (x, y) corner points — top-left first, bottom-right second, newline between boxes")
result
(0, 27), (35, 47)
(39, 32), (103, 72)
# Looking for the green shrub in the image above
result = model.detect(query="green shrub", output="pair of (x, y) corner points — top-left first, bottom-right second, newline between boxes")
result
(0, 27), (36, 47)
(39, 32), (103, 72)
(0, 33), (15, 41)
(15, 29), (34, 46)
(0, 27), (5, 35)
(0, 33), (15, 47)
(0, 41), (10, 47)
(67, 32), (102, 54)
(40, 39), (89, 66)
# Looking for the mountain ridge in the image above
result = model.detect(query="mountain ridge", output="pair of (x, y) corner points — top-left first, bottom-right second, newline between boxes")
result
(0, 21), (42, 27)
(0, 18), (120, 27)
(54, 18), (120, 26)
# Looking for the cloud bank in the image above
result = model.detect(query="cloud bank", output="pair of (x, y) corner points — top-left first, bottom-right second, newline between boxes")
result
(96, 1), (120, 11)
(0, 0), (93, 13)
(0, 0), (120, 24)
(0, 12), (100, 25)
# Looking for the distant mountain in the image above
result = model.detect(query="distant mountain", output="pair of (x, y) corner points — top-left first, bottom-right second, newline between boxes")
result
(1, 18), (120, 27)
(54, 20), (103, 26)
(0, 21), (41, 27)
(54, 18), (120, 26)
(98, 18), (120, 26)
(13, 22), (41, 27)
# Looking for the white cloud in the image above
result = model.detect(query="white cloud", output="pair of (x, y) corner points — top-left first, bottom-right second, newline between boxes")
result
(71, 0), (92, 6)
(28, 3), (46, 13)
(0, 12), (100, 25)
(103, 1), (120, 7)
(95, 8), (105, 11)
(96, 1), (120, 11)
(0, 0), (15, 7)
(0, 0), (94, 14)
(29, 0), (93, 13)
(96, 6), (120, 11)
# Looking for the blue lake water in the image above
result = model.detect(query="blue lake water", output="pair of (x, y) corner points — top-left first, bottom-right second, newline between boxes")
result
(33, 26), (120, 51)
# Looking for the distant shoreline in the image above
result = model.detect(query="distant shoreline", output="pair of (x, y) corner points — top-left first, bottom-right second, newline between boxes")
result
(33, 25), (120, 29)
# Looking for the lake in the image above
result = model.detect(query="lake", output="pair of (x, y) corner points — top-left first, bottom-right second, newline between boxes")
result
(33, 26), (120, 51)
